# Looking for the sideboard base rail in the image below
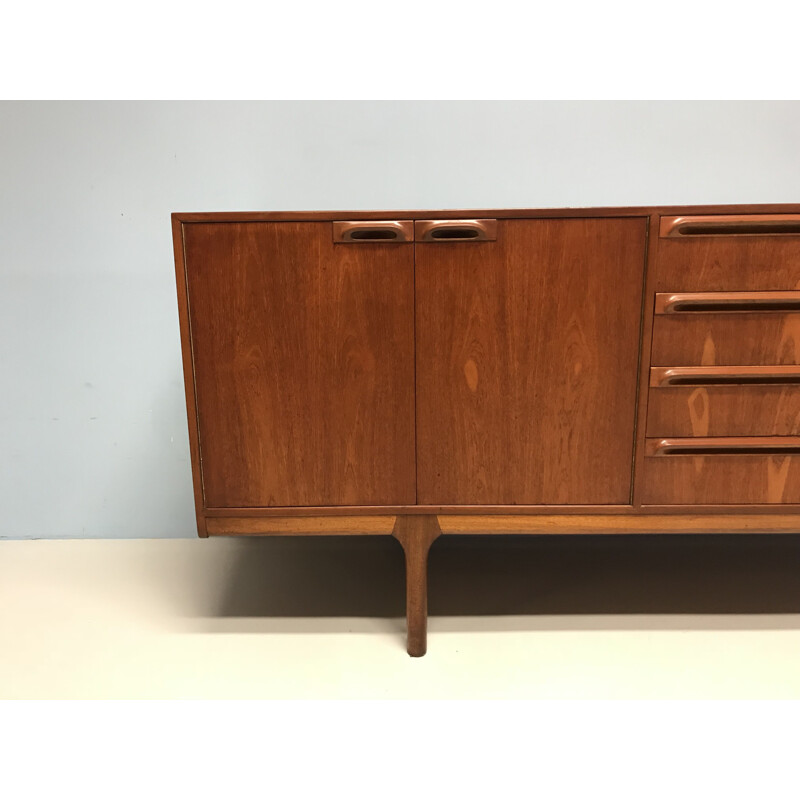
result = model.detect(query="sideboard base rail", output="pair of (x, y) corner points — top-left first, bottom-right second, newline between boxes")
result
(205, 513), (800, 536)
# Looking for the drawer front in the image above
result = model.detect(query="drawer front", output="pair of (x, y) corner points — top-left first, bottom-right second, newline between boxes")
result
(642, 437), (800, 504)
(647, 387), (800, 437)
(651, 313), (800, 366)
(655, 216), (800, 291)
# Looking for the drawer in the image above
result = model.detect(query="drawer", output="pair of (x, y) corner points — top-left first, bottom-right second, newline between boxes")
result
(656, 215), (800, 291)
(642, 437), (800, 504)
(647, 386), (800, 437)
(651, 305), (800, 366)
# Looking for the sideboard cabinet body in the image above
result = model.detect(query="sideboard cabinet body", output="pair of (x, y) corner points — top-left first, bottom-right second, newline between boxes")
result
(173, 206), (800, 655)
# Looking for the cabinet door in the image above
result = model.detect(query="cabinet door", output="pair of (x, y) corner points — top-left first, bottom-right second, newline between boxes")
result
(415, 218), (647, 505)
(183, 222), (415, 507)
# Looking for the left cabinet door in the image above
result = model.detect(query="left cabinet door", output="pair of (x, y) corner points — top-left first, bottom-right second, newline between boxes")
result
(181, 222), (416, 508)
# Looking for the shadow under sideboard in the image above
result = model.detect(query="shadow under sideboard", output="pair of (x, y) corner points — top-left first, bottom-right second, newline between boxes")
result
(188, 534), (800, 632)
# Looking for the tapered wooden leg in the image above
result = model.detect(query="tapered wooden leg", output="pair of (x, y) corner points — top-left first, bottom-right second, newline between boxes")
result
(392, 515), (442, 657)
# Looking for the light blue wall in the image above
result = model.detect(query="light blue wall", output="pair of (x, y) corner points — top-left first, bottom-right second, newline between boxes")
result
(2, 101), (799, 537)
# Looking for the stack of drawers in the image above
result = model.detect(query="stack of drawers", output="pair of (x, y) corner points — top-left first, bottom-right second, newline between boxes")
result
(642, 214), (800, 505)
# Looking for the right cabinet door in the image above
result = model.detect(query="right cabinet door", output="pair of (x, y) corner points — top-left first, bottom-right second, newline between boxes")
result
(415, 217), (647, 505)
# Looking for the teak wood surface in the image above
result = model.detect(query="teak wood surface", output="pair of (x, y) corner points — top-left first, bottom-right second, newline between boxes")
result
(654, 236), (800, 291)
(642, 453), (800, 505)
(651, 314), (800, 366)
(415, 217), (647, 505)
(204, 513), (800, 536)
(392, 515), (441, 657)
(183, 222), (416, 508)
(173, 204), (800, 655)
(647, 386), (800, 437)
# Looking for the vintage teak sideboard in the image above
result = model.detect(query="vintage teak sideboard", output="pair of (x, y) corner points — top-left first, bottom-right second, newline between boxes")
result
(173, 205), (800, 656)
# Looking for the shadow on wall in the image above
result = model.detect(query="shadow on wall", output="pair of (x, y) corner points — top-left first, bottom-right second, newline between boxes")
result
(189, 533), (800, 633)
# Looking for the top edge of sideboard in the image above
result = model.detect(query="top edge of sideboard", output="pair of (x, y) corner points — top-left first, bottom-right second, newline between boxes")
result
(172, 204), (800, 224)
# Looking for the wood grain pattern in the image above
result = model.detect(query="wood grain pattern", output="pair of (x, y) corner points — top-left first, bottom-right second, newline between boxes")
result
(205, 511), (800, 536)
(642, 452), (800, 504)
(206, 516), (396, 535)
(652, 314), (800, 365)
(654, 237), (800, 292)
(183, 222), (415, 508)
(415, 217), (647, 505)
(392, 515), (442, 657)
(647, 386), (800, 437)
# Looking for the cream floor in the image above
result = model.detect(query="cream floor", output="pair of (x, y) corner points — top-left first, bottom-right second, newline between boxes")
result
(1, 534), (799, 699)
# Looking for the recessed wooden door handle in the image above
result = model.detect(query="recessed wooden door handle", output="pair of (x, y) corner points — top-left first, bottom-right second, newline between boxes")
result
(655, 291), (800, 314)
(333, 220), (413, 243)
(650, 366), (800, 387)
(415, 219), (497, 242)
(660, 214), (800, 238)
(646, 437), (800, 456)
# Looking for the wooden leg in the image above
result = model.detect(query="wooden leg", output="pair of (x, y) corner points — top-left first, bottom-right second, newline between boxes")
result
(392, 515), (442, 657)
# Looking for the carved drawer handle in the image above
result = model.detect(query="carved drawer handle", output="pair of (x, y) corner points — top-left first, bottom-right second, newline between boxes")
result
(655, 292), (800, 314)
(650, 366), (800, 387)
(333, 220), (413, 243)
(646, 437), (800, 456)
(660, 214), (800, 237)
(415, 219), (497, 242)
